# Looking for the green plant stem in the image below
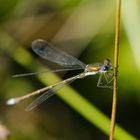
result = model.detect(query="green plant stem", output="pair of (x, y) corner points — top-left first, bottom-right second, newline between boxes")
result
(109, 0), (121, 140)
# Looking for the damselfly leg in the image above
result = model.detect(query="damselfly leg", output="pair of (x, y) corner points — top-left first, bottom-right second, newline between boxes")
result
(97, 72), (114, 88)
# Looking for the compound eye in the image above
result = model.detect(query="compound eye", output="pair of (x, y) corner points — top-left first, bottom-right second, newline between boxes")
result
(103, 66), (108, 71)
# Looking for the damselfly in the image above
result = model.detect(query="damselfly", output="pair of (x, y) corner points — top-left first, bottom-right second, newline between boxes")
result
(7, 39), (113, 111)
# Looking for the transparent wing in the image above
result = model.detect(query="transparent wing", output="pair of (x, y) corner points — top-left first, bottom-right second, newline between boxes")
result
(25, 76), (77, 111)
(25, 89), (55, 111)
(32, 39), (86, 69)
(12, 68), (83, 78)
(97, 71), (114, 88)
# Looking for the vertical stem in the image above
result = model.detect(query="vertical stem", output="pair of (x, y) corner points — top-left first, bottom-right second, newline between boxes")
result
(109, 0), (121, 140)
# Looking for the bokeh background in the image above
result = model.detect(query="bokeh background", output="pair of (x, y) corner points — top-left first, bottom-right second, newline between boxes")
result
(0, 0), (140, 139)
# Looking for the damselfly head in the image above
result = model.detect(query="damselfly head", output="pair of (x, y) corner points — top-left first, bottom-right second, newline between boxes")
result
(102, 58), (113, 72)
(104, 58), (110, 66)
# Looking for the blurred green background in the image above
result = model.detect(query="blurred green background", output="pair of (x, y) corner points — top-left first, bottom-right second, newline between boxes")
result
(0, 0), (140, 139)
